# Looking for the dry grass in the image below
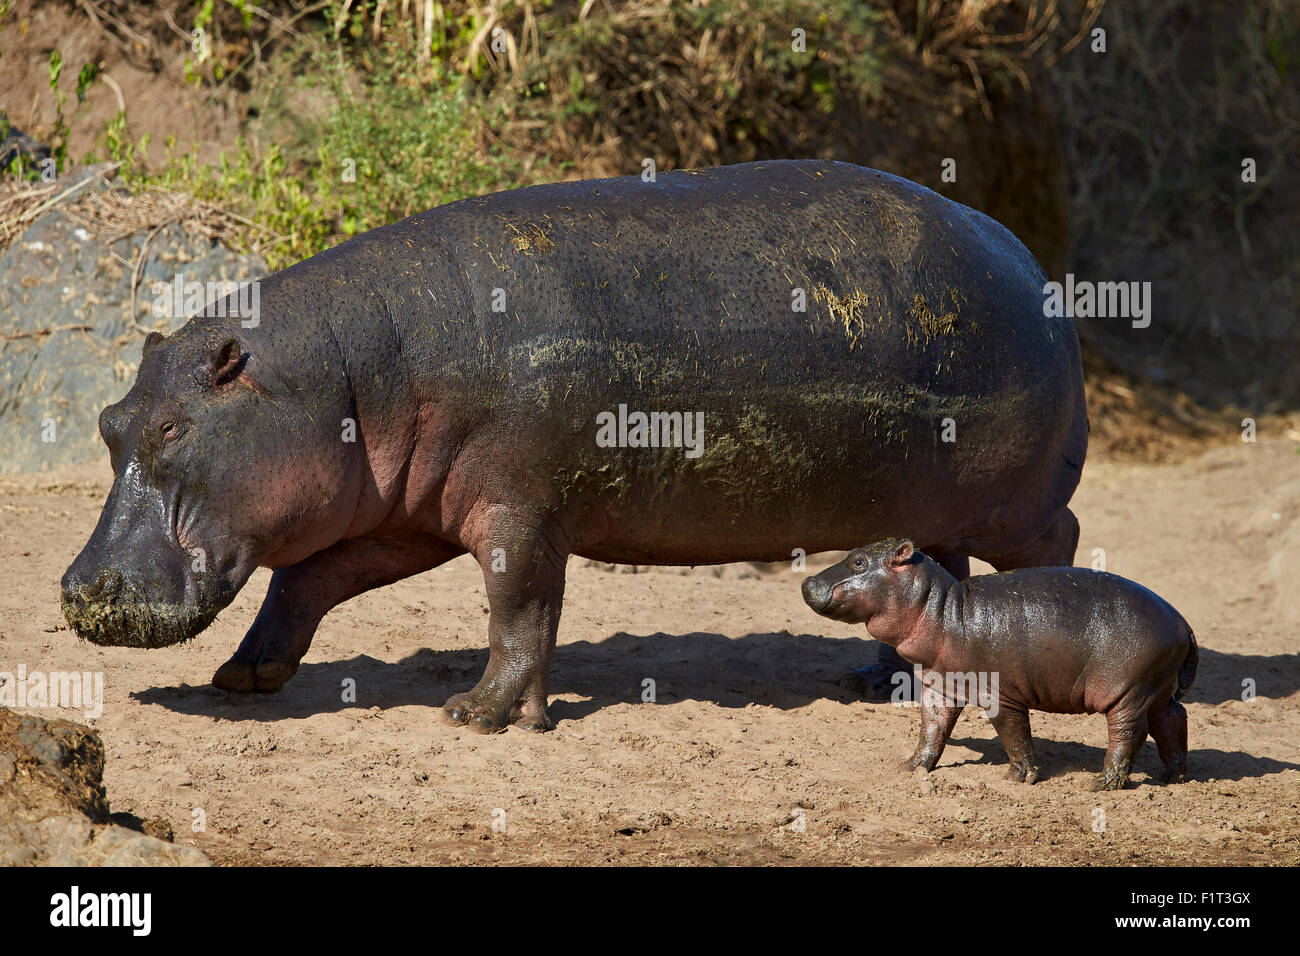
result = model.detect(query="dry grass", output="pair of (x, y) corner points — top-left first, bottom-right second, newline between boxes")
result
(58, 184), (281, 254)
(0, 179), (64, 248)
(1052, 0), (1300, 409)
(458, 0), (1108, 176)
(0, 164), (281, 258)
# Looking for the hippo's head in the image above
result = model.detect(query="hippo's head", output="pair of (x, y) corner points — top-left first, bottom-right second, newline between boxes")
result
(61, 324), (356, 647)
(801, 538), (922, 624)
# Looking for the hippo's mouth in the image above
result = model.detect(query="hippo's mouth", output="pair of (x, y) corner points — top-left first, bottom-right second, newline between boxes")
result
(814, 597), (854, 622)
(61, 587), (224, 648)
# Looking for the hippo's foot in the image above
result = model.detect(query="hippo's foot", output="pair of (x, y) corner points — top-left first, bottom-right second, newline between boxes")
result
(1007, 758), (1040, 785)
(1162, 762), (1188, 785)
(843, 645), (913, 702)
(899, 751), (940, 773)
(442, 683), (552, 734)
(1091, 765), (1133, 791)
(212, 624), (309, 694)
(212, 654), (299, 694)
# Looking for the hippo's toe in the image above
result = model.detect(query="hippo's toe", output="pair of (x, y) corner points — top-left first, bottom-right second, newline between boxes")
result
(443, 686), (552, 734)
(1092, 771), (1131, 791)
(253, 659), (298, 693)
(212, 658), (257, 693)
(212, 651), (299, 694)
(1007, 760), (1040, 784)
(514, 712), (553, 733)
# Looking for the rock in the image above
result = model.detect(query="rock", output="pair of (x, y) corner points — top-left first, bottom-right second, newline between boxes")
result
(0, 114), (51, 170)
(0, 167), (266, 472)
(0, 707), (210, 866)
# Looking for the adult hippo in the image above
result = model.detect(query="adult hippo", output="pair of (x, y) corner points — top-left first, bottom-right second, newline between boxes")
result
(61, 160), (1087, 733)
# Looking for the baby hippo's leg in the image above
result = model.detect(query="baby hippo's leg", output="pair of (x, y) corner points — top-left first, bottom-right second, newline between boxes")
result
(1095, 706), (1150, 791)
(1147, 697), (1189, 783)
(989, 702), (1039, 783)
(903, 697), (963, 772)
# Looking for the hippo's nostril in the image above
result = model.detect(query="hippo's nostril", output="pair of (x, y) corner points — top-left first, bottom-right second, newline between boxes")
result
(92, 569), (124, 600)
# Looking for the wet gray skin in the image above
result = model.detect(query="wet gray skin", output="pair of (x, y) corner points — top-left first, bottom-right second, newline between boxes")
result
(802, 540), (1197, 790)
(61, 160), (1088, 732)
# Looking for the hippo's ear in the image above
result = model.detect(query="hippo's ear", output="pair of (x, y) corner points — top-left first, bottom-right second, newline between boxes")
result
(143, 331), (166, 354)
(208, 338), (246, 387)
(889, 540), (916, 566)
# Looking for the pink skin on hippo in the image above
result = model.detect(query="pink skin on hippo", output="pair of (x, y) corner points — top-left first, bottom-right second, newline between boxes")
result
(802, 540), (1197, 790)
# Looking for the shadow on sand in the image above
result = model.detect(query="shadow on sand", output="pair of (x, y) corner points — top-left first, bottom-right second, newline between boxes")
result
(133, 630), (1299, 782)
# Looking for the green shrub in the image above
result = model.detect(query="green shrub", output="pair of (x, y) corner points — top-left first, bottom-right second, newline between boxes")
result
(105, 35), (518, 269)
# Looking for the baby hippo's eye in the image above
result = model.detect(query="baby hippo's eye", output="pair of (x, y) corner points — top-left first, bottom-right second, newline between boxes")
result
(852, 555), (865, 570)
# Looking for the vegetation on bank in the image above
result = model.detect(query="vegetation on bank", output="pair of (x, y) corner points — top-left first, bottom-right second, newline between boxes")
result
(3, 0), (1085, 268)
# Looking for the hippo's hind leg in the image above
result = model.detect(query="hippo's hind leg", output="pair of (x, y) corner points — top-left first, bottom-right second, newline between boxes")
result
(1147, 697), (1189, 784)
(988, 702), (1040, 783)
(212, 535), (465, 693)
(443, 506), (572, 734)
(903, 693), (964, 772)
(1094, 705), (1150, 791)
(982, 506), (1080, 571)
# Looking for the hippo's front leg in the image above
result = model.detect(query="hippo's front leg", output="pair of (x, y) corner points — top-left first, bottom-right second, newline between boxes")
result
(213, 534), (464, 693)
(902, 695), (963, 772)
(443, 507), (572, 734)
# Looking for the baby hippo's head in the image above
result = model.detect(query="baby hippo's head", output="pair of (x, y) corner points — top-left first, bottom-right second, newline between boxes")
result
(801, 538), (924, 624)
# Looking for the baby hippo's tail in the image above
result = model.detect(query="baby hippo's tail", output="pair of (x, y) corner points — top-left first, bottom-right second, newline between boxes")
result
(1175, 627), (1198, 700)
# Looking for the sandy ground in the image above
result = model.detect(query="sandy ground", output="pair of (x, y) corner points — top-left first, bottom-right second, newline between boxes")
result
(1, 439), (1298, 866)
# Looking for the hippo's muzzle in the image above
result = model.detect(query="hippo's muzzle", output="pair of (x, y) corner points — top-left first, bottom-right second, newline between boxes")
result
(802, 566), (861, 621)
(60, 466), (238, 648)
(801, 575), (833, 613)
(802, 576), (852, 621)
(60, 564), (225, 648)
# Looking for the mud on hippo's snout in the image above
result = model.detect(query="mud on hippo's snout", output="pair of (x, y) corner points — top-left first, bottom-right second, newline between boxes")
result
(60, 536), (235, 648)
(60, 573), (224, 648)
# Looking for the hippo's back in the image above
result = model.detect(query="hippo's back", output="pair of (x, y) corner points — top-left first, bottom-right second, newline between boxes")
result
(419, 161), (1063, 395)
(312, 161), (1087, 563)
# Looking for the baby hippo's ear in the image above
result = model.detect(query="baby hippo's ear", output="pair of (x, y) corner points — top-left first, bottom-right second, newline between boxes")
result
(889, 539), (916, 565)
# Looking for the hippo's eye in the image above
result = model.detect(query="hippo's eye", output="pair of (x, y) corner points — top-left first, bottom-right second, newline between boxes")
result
(159, 421), (177, 441)
(852, 556), (865, 570)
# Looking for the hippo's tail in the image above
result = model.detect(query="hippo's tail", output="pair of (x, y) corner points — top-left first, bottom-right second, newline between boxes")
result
(1175, 627), (1198, 700)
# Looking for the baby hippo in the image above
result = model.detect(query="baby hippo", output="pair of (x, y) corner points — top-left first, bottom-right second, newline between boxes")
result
(802, 539), (1197, 790)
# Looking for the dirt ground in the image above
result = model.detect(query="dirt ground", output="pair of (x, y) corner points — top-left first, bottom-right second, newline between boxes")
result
(1, 438), (1297, 866)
